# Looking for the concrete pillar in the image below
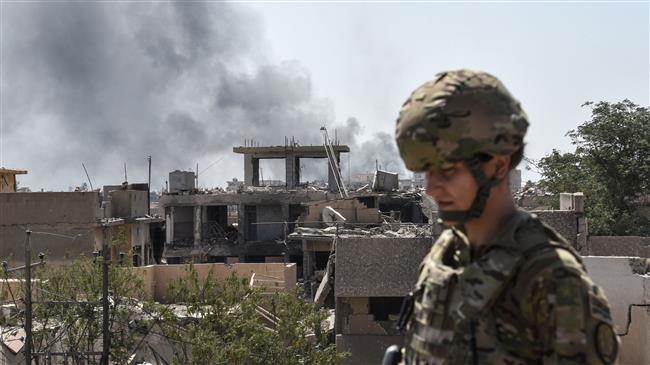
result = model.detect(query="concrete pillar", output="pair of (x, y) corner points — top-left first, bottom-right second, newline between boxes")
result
(560, 192), (574, 210)
(573, 192), (585, 213)
(166, 206), (174, 243)
(193, 205), (202, 246)
(141, 224), (146, 266)
(285, 155), (299, 189)
(238, 203), (247, 241)
(244, 154), (260, 187)
(143, 223), (151, 266)
(303, 244), (315, 296)
(328, 153), (342, 193)
(577, 216), (588, 254)
(281, 204), (290, 222)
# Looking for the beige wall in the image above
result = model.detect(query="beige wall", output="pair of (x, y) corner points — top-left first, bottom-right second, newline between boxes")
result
(131, 263), (297, 302)
(0, 224), (96, 266)
(0, 279), (42, 305)
(0, 192), (101, 225)
(584, 256), (650, 365)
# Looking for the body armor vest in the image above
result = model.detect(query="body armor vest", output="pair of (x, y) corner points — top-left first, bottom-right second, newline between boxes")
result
(403, 211), (585, 365)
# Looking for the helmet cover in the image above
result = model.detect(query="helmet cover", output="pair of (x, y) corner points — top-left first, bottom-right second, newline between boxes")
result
(395, 69), (528, 172)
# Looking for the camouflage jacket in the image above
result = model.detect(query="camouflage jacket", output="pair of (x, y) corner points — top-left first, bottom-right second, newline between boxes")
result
(403, 210), (619, 365)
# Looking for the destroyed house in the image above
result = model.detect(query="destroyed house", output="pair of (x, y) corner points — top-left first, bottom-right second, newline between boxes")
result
(159, 143), (429, 266)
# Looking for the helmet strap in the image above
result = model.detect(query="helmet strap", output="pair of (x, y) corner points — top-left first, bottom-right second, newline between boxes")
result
(437, 157), (501, 224)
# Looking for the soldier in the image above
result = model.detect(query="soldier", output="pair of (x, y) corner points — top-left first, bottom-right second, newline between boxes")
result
(391, 70), (619, 364)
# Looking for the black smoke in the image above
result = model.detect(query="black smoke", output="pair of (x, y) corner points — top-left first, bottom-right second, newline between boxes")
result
(1, 2), (404, 190)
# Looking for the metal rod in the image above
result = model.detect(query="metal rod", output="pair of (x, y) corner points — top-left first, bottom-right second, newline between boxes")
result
(24, 230), (32, 365)
(101, 226), (110, 365)
(147, 156), (152, 215)
(82, 163), (94, 191)
(4, 261), (44, 273)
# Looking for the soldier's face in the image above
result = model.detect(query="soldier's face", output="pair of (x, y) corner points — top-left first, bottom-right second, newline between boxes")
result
(425, 161), (477, 221)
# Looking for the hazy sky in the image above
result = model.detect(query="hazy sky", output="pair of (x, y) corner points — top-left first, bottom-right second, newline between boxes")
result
(1, 1), (648, 191)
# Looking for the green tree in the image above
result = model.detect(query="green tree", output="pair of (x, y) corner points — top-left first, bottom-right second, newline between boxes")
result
(5, 256), (145, 364)
(151, 265), (346, 365)
(5, 258), (344, 364)
(537, 99), (649, 235)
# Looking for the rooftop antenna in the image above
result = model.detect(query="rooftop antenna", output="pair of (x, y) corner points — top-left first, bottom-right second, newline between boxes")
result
(82, 163), (94, 191)
(123, 163), (128, 183)
(196, 163), (199, 189)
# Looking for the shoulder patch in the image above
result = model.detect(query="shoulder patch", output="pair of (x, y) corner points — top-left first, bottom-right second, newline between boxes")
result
(594, 322), (618, 364)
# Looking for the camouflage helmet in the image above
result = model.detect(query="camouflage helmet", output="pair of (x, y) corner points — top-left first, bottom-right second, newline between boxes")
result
(395, 69), (529, 172)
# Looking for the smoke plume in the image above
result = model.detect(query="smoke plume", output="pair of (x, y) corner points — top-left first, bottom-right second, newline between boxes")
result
(1, 2), (405, 190)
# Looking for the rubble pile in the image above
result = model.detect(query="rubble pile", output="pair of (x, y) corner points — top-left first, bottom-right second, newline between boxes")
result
(291, 222), (432, 238)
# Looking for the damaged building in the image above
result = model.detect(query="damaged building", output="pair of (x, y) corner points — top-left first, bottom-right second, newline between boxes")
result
(159, 143), (429, 267)
(289, 191), (648, 364)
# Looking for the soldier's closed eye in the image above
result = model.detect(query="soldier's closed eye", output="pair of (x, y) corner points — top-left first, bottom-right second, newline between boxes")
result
(439, 164), (457, 176)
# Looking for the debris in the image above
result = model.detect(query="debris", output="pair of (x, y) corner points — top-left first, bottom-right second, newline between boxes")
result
(322, 206), (346, 226)
(372, 170), (398, 192)
(2, 327), (25, 354)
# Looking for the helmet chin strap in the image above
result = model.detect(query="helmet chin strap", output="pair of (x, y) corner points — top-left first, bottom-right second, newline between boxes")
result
(437, 157), (501, 224)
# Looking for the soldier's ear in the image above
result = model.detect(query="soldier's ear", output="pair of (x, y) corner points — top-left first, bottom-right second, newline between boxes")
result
(493, 155), (511, 180)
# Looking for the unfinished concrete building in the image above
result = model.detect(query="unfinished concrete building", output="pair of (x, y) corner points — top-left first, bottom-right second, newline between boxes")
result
(233, 144), (350, 191)
(159, 143), (429, 267)
(0, 172), (163, 266)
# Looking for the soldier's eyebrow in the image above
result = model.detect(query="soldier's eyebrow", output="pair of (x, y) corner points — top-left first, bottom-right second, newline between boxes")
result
(439, 162), (457, 170)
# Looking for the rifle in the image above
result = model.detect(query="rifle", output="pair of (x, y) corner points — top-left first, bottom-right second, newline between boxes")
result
(382, 345), (402, 365)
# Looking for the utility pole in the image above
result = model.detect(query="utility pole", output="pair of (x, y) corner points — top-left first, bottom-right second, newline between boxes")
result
(147, 156), (152, 215)
(24, 231), (32, 365)
(101, 225), (110, 365)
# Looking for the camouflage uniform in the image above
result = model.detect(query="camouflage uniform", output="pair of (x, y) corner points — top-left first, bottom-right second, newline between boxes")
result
(394, 70), (619, 364)
(403, 211), (618, 364)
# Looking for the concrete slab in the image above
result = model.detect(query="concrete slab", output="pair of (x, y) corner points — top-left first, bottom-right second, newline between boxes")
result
(335, 237), (431, 297)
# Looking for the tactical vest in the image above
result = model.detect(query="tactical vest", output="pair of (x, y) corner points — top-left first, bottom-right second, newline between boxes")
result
(403, 211), (586, 365)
